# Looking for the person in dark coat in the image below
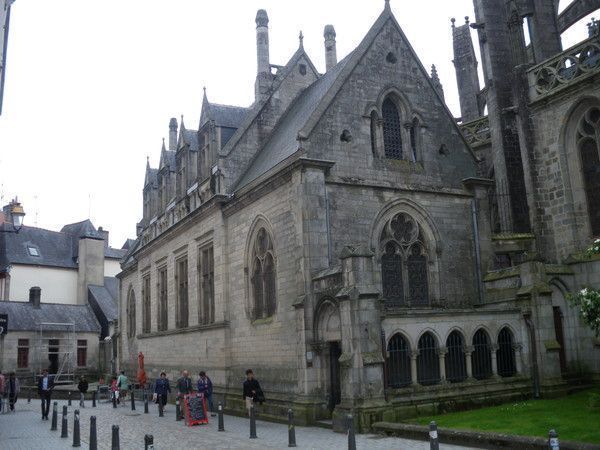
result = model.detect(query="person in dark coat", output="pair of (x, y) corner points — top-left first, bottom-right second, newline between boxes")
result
(197, 371), (215, 417)
(37, 369), (54, 419)
(7, 372), (20, 412)
(77, 376), (88, 408)
(153, 372), (171, 414)
(242, 369), (263, 417)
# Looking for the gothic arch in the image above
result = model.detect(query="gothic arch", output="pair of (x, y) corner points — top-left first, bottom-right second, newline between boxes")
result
(370, 199), (442, 305)
(245, 216), (278, 320)
(562, 96), (600, 240)
(386, 329), (415, 351)
(416, 327), (442, 348)
(314, 298), (342, 343)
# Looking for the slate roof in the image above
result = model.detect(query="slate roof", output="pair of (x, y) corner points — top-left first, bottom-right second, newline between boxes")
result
(181, 128), (199, 151)
(0, 221), (126, 270)
(0, 224), (77, 270)
(202, 103), (249, 129)
(235, 52), (353, 189)
(0, 301), (101, 333)
(88, 284), (118, 322)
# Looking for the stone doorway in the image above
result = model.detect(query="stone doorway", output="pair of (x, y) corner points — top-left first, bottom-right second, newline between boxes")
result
(314, 299), (343, 415)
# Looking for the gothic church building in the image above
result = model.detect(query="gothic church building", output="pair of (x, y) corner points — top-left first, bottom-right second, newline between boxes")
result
(119, 0), (600, 429)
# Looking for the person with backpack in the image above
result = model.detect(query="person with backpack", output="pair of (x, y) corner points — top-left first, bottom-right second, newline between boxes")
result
(117, 371), (128, 405)
(153, 372), (171, 415)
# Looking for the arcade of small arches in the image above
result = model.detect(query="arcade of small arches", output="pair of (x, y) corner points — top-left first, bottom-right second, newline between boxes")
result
(385, 326), (522, 388)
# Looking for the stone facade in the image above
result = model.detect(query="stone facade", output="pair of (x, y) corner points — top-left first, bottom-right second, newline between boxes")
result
(118, 1), (600, 431)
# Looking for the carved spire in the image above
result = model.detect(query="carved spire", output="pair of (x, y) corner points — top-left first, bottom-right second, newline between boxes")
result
(299, 30), (304, 49)
(384, 0), (391, 12)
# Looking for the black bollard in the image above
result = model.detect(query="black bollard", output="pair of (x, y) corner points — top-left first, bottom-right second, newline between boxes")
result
(429, 421), (440, 450)
(89, 416), (98, 450)
(347, 414), (356, 450)
(68, 391), (72, 406)
(158, 398), (164, 417)
(111, 425), (120, 450)
(130, 388), (136, 411)
(548, 429), (560, 450)
(218, 402), (224, 432)
(72, 409), (81, 447)
(175, 396), (181, 421)
(50, 401), (58, 431)
(61, 405), (68, 438)
(144, 391), (149, 414)
(112, 392), (117, 408)
(92, 391), (97, 407)
(249, 405), (257, 439)
(144, 434), (154, 450)
(288, 408), (297, 447)
(27, 387), (31, 403)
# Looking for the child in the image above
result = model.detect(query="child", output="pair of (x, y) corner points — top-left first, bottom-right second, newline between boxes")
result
(110, 376), (119, 404)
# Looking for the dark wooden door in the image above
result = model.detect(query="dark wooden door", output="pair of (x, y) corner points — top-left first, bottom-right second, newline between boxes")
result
(328, 341), (342, 412)
(553, 306), (567, 373)
(48, 339), (59, 374)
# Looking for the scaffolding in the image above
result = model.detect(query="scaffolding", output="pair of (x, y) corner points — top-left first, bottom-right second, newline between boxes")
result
(36, 322), (75, 384)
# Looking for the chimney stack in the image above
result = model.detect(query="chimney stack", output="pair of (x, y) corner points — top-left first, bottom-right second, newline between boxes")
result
(255, 9), (271, 101)
(29, 287), (41, 309)
(324, 25), (337, 71)
(169, 117), (178, 151)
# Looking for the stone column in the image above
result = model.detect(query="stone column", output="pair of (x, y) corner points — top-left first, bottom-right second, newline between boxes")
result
(513, 343), (523, 375)
(465, 346), (474, 380)
(410, 351), (419, 385)
(438, 348), (448, 383)
(491, 344), (500, 378)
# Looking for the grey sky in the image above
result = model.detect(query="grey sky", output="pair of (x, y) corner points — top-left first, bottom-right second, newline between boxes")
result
(0, 0), (593, 246)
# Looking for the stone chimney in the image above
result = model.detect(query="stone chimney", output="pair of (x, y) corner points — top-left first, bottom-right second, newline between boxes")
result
(97, 226), (109, 248)
(324, 25), (337, 71)
(255, 9), (271, 101)
(77, 233), (105, 304)
(29, 287), (41, 309)
(169, 117), (178, 151)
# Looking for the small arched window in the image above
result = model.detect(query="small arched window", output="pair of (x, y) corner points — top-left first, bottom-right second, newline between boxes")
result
(386, 333), (411, 388)
(127, 288), (136, 338)
(445, 331), (467, 383)
(380, 213), (429, 307)
(250, 227), (277, 319)
(382, 98), (403, 159)
(472, 329), (492, 380)
(497, 327), (516, 377)
(576, 106), (600, 236)
(417, 332), (440, 385)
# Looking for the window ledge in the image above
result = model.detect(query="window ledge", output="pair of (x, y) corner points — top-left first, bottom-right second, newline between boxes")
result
(251, 316), (274, 326)
(136, 321), (229, 339)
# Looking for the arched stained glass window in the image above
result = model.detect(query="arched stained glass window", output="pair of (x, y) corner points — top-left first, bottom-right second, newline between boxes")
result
(251, 228), (277, 319)
(382, 98), (403, 159)
(576, 106), (600, 236)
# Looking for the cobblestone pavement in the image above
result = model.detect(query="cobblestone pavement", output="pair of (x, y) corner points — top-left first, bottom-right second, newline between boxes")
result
(0, 398), (478, 449)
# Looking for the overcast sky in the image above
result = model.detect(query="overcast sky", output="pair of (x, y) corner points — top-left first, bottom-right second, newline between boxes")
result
(0, 0), (593, 247)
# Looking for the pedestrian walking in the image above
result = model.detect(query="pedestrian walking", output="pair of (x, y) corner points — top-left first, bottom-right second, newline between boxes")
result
(78, 375), (88, 408)
(242, 369), (264, 417)
(117, 371), (129, 405)
(197, 371), (216, 417)
(6, 372), (20, 412)
(37, 368), (54, 420)
(153, 372), (171, 413)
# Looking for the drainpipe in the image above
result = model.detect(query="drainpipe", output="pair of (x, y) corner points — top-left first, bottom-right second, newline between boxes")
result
(470, 199), (484, 305)
(523, 312), (540, 398)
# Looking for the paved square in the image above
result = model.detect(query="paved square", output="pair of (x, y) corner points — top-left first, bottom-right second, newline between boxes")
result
(0, 398), (477, 449)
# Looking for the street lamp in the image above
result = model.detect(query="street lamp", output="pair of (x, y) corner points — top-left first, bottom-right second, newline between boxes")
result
(1, 200), (25, 233)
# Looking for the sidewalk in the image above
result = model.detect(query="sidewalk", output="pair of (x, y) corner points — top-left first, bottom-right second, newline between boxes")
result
(0, 398), (478, 449)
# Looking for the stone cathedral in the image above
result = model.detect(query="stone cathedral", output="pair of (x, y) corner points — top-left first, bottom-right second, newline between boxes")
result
(118, 0), (600, 430)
